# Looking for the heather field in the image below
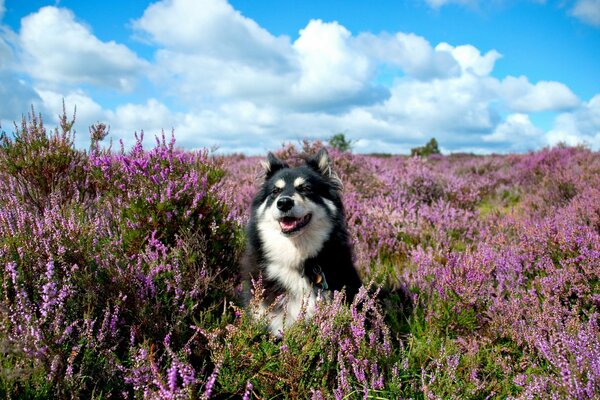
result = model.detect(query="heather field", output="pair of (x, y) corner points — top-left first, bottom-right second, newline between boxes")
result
(1, 112), (599, 399)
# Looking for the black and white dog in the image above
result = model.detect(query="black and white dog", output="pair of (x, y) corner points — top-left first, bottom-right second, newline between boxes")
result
(241, 148), (362, 335)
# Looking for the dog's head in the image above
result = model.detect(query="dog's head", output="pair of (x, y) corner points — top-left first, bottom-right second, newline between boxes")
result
(254, 148), (342, 238)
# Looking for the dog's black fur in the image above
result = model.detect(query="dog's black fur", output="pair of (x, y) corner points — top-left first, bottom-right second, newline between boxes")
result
(241, 149), (362, 333)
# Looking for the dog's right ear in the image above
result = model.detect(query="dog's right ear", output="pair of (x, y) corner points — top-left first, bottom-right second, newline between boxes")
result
(261, 152), (289, 180)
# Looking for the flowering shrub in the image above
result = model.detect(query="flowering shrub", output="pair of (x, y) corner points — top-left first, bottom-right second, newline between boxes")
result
(1, 109), (599, 398)
(0, 111), (239, 397)
(221, 140), (600, 399)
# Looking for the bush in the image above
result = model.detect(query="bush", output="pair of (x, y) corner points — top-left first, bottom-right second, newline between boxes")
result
(0, 113), (241, 397)
(328, 133), (354, 152)
(0, 106), (90, 213)
(411, 137), (441, 157)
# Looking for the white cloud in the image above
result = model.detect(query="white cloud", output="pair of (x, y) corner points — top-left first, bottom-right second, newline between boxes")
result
(0, 73), (41, 120)
(570, 0), (600, 26)
(501, 76), (580, 113)
(133, 0), (291, 68)
(0, 0), (5, 21)
(0, 20), (41, 121)
(425, 0), (477, 9)
(373, 72), (500, 136)
(35, 91), (180, 149)
(111, 99), (178, 135)
(482, 113), (544, 151)
(356, 32), (460, 80)
(546, 94), (600, 148)
(135, 0), (388, 111)
(134, 0), (294, 104)
(289, 20), (387, 110)
(436, 43), (502, 76)
(20, 7), (148, 90)
(1, 0), (596, 155)
(36, 89), (107, 125)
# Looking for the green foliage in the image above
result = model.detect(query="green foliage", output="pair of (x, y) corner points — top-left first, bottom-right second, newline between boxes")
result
(0, 106), (90, 213)
(206, 287), (400, 399)
(215, 316), (328, 398)
(478, 188), (521, 218)
(329, 132), (354, 152)
(403, 307), (524, 399)
(411, 137), (441, 157)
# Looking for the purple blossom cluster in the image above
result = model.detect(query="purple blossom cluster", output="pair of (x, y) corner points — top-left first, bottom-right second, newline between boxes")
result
(1, 114), (238, 397)
(222, 142), (599, 398)
(310, 286), (391, 399)
(1, 110), (598, 398)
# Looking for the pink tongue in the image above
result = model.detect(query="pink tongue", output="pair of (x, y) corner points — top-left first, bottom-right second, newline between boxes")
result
(280, 219), (298, 230)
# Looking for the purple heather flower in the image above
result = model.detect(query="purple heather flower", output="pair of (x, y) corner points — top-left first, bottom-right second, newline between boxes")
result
(167, 363), (178, 394)
(242, 381), (253, 400)
(202, 362), (221, 399)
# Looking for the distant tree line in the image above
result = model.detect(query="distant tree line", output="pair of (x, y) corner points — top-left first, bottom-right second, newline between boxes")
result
(328, 133), (441, 157)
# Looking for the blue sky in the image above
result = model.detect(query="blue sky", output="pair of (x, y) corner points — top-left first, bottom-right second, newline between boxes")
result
(0, 0), (599, 154)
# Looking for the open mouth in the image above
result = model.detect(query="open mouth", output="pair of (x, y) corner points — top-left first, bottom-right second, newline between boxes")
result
(278, 213), (312, 235)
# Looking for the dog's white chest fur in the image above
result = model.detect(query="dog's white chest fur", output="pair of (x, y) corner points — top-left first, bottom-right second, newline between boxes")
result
(259, 234), (322, 335)
(264, 264), (318, 335)
(255, 198), (332, 335)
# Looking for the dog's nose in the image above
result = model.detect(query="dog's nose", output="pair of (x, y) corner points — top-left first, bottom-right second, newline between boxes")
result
(276, 196), (294, 212)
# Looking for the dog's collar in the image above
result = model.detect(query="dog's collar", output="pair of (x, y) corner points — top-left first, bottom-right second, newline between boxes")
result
(308, 264), (328, 291)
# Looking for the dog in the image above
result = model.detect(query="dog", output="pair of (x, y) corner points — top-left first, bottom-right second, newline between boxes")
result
(241, 148), (362, 336)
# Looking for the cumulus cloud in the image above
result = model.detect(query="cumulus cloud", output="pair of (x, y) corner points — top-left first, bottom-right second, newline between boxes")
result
(355, 32), (460, 80)
(570, 0), (600, 26)
(110, 99), (179, 135)
(134, 0), (291, 69)
(135, 0), (389, 111)
(369, 73), (501, 149)
(289, 20), (389, 110)
(435, 43), (502, 77)
(35, 91), (181, 148)
(0, 0), (596, 155)
(0, 13), (42, 121)
(133, 0), (293, 102)
(36, 89), (107, 127)
(0, 73), (41, 120)
(482, 113), (544, 151)
(20, 7), (148, 90)
(500, 76), (580, 113)
(546, 94), (600, 147)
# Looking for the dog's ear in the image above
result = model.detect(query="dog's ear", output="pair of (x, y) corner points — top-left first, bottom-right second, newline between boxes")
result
(306, 148), (343, 189)
(261, 152), (289, 180)
(306, 148), (332, 177)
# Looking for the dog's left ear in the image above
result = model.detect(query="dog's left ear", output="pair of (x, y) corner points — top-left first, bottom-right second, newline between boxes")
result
(261, 152), (289, 180)
(306, 148), (342, 189)
(306, 148), (332, 177)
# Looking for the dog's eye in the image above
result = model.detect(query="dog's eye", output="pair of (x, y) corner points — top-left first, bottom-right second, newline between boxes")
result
(271, 187), (282, 197)
(297, 184), (310, 194)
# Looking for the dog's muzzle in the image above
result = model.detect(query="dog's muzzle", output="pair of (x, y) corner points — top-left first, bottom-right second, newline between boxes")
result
(275, 196), (312, 235)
